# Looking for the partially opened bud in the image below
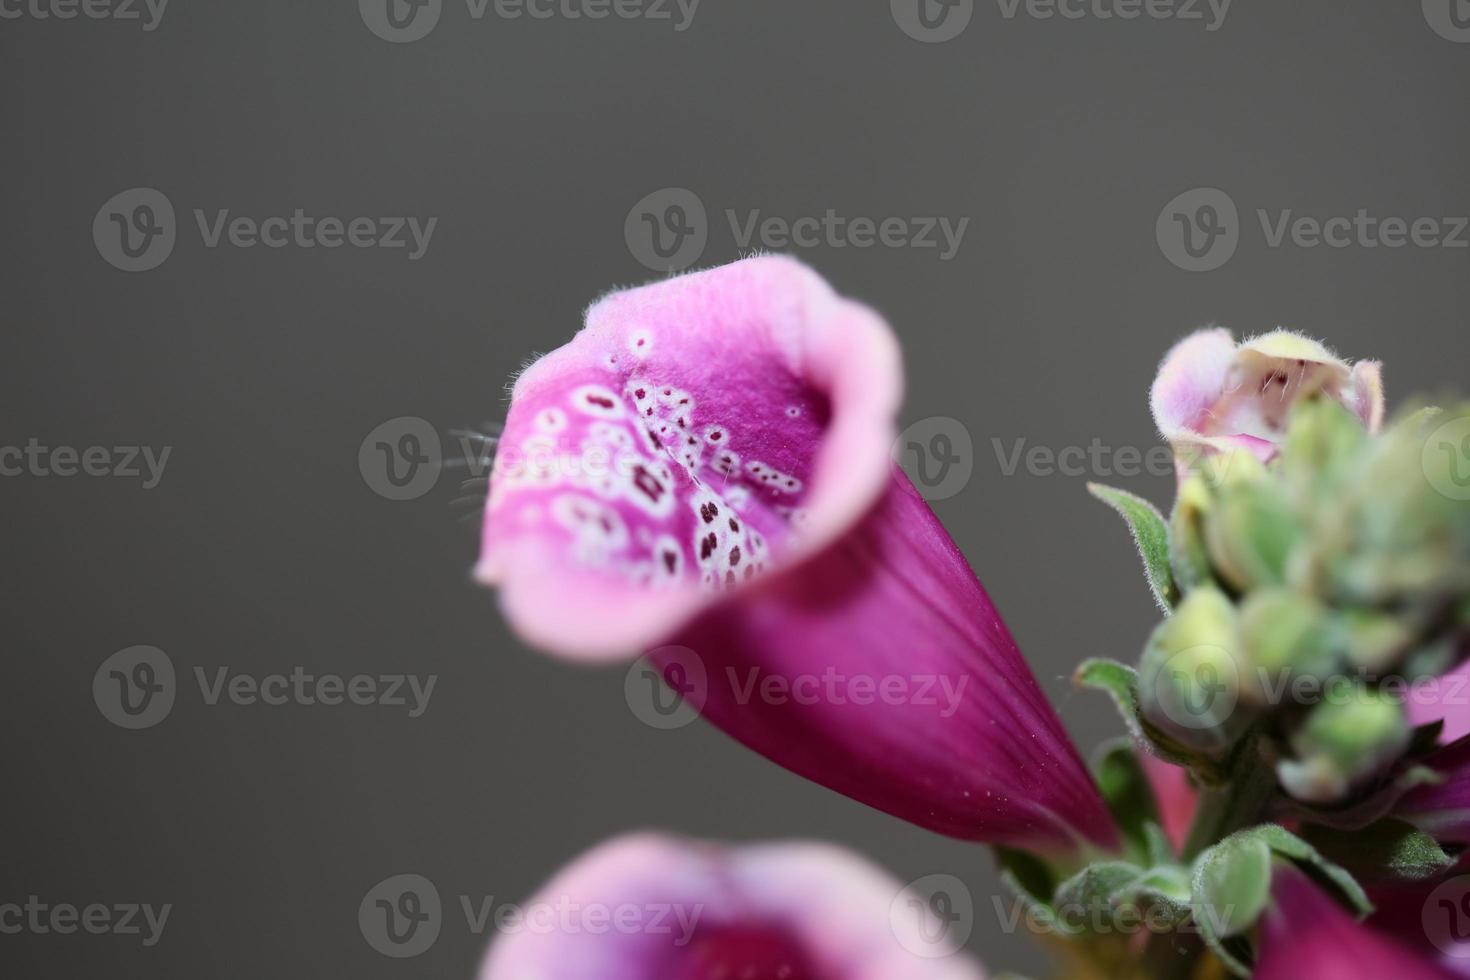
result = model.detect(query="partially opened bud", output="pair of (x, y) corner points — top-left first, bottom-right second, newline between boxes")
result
(1139, 586), (1251, 753)
(1150, 328), (1382, 478)
(1278, 682), (1410, 803)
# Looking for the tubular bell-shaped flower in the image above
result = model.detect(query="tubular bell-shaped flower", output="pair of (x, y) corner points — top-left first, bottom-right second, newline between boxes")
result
(479, 834), (986, 980)
(1150, 328), (1383, 471)
(477, 257), (1118, 853)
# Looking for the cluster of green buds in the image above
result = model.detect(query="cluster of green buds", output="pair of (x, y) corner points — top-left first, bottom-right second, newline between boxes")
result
(1138, 399), (1470, 805)
(1051, 333), (1470, 977)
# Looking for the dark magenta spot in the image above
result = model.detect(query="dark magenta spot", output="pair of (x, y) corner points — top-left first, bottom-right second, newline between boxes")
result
(632, 466), (665, 503)
(729, 547), (741, 566)
(586, 394), (615, 409)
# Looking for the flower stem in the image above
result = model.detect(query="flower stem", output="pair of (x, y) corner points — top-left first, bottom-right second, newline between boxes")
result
(1181, 736), (1278, 862)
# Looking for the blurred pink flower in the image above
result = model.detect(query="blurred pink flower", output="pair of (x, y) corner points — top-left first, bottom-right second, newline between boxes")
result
(1149, 328), (1382, 471)
(1256, 866), (1455, 979)
(1139, 753), (1196, 853)
(1411, 658), (1470, 744)
(476, 257), (1118, 853)
(479, 833), (986, 980)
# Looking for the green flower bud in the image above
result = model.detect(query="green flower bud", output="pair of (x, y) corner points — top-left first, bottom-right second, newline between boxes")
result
(1238, 589), (1342, 705)
(1138, 586), (1251, 753)
(1279, 396), (1367, 504)
(1204, 478), (1302, 593)
(1341, 609), (1413, 675)
(1169, 473), (1214, 593)
(1199, 446), (1270, 494)
(1330, 407), (1470, 605)
(1278, 683), (1409, 803)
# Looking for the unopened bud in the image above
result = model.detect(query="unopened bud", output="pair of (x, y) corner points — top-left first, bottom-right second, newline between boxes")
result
(1279, 396), (1367, 503)
(1278, 683), (1409, 803)
(1139, 587), (1250, 753)
(1341, 610), (1414, 675)
(1170, 474), (1215, 593)
(1204, 479), (1302, 593)
(1238, 589), (1341, 705)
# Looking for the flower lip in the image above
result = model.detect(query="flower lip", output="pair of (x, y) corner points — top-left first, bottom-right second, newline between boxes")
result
(479, 833), (987, 980)
(476, 256), (903, 659)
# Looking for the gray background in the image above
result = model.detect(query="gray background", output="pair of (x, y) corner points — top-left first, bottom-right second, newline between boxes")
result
(3, 1), (1467, 976)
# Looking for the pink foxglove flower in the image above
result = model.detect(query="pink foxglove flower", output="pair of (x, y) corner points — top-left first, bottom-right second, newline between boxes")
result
(477, 257), (1118, 853)
(1396, 735), (1470, 842)
(479, 833), (986, 980)
(1149, 328), (1383, 471)
(1412, 659), (1470, 744)
(1255, 867), (1456, 979)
